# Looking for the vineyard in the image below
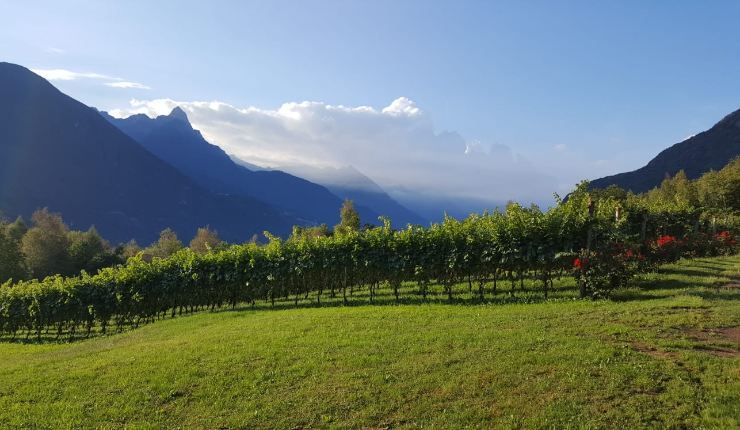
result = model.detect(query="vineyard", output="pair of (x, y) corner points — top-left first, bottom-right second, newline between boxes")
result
(1, 255), (738, 428)
(1, 183), (737, 340)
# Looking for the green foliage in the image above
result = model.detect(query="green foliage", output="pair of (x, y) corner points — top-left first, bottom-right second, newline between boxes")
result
(145, 228), (183, 259)
(189, 226), (224, 255)
(573, 245), (641, 299)
(67, 227), (118, 274)
(335, 199), (360, 235)
(118, 240), (142, 260)
(4, 217), (27, 242)
(696, 157), (740, 212)
(1, 210), (126, 282)
(0, 162), (738, 339)
(0, 256), (738, 429)
(20, 209), (71, 279)
(0, 226), (26, 282)
(290, 224), (330, 241)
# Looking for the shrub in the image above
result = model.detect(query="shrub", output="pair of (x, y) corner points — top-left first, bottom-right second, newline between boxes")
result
(573, 244), (641, 299)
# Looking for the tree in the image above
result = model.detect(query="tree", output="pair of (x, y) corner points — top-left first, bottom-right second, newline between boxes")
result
(21, 209), (71, 278)
(0, 225), (26, 282)
(696, 157), (740, 212)
(5, 217), (27, 242)
(189, 226), (223, 255)
(118, 240), (142, 260)
(290, 224), (330, 240)
(146, 228), (183, 259)
(590, 185), (628, 203)
(67, 227), (118, 274)
(670, 170), (699, 208)
(335, 199), (360, 235)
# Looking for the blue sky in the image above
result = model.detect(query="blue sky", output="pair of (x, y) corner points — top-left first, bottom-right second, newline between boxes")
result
(2, 0), (740, 206)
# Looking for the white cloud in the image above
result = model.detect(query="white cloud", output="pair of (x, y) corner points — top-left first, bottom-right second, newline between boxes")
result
(110, 97), (559, 206)
(554, 143), (567, 152)
(381, 96), (421, 116)
(45, 47), (65, 55)
(31, 68), (151, 91)
(105, 81), (151, 90)
(31, 68), (115, 81)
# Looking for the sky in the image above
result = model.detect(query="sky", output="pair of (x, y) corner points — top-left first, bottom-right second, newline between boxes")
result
(2, 0), (740, 209)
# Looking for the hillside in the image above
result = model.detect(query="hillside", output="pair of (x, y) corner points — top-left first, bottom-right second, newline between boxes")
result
(0, 62), (295, 244)
(0, 256), (737, 429)
(590, 108), (740, 192)
(104, 110), (348, 226)
(281, 164), (428, 227)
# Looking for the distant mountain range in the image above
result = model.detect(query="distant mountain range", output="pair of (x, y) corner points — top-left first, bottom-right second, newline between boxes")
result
(7, 59), (733, 244)
(105, 108), (426, 228)
(0, 62), (295, 244)
(271, 164), (428, 227)
(0, 62), (425, 244)
(590, 109), (740, 192)
(103, 109), (348, 226)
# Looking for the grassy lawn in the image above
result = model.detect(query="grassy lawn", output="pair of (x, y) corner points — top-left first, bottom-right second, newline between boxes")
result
(0, 256), (738, 429)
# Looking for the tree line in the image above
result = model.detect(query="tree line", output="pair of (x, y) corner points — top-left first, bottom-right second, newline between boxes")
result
(0, 210), (228, 283)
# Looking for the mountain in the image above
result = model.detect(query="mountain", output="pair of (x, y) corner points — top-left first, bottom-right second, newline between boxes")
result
(391, 194), (506, 223)
(590, 109), (740, 192)
(274, 164), (428, 227)
(0, 62), (295, 244)
(104, 109), (346, 226)
(228, 154), (266, 172)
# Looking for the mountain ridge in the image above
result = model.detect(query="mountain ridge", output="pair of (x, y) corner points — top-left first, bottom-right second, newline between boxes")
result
(277, 164), (428, 227)
(590, 108), (740, 192)
(104, 109), (353, 226)
(0, 62), (295, 244)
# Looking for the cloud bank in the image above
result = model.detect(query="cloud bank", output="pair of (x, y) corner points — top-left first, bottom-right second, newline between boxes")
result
(109, 97), (558, 207)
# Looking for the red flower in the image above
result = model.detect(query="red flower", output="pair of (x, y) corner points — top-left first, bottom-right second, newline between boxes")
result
(573, 258), (583, 269)
(716, 231), (732, 241)
(624, 249), (634, 258)
(715, 231), (736, 246)
(656, 235), (677, 247)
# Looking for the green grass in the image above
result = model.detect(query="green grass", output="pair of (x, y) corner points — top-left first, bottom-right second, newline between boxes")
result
(1, 256), (738, 429)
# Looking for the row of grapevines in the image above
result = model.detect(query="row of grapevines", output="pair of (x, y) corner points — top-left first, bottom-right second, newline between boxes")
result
(0, 185), (733, 339)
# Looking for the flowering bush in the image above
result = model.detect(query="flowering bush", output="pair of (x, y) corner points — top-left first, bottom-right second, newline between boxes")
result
(644, 231), (738, 263)
(713, 231), (737, 255)
(656, 235), (678, 247)
(715, 230), (732, 241)
(646, 234), (685, 265)
(714, 231), (737, 254)
(573, 245), (641, 299)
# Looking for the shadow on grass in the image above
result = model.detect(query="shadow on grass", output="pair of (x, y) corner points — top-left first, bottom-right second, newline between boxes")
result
(687, 289), (740, 301)
(610, 291), (674, 302)
(225, 290), (577, 314)
(633, 278), (700, 292)
(658, 268), (717, 278)
(683, 261), (734, 271)
(0, 328), (136, 344)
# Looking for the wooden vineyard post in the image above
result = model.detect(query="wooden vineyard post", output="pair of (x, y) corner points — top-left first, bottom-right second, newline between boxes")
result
(586, 197), (595, 251)
(581, 196), (595, 298)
